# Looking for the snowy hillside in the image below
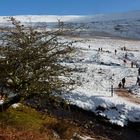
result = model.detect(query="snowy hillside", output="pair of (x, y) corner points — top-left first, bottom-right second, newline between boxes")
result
(61, 36), (140, 127)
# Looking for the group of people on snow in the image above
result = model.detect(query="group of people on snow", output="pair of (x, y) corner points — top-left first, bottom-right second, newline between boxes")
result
(118, 77), (126, 88)
(96, 45), (140, 88)
(114, 47), (137, 68)
(98, 48), (103, 52)
(118, 68), (140, 88)
(113, 46), (138, 89)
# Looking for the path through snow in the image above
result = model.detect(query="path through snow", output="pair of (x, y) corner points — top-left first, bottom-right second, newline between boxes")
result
(115, 88), (140, 104)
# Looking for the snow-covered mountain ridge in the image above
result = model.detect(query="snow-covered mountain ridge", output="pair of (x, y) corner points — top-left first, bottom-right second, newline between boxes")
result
(0, 10), (140, 23)
(0, 15), (84, 23)
(0, 10), (140, 39)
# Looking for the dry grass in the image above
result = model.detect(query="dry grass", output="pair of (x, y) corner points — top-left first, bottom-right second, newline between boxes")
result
(0, 105), (80, 140)
(0, 126), (51, 140)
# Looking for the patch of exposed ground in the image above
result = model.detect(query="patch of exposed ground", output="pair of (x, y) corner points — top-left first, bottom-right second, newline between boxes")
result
(115, 88), (140, 104)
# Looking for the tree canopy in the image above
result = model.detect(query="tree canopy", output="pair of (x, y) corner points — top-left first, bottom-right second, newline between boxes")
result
(0, 17), (76, 111)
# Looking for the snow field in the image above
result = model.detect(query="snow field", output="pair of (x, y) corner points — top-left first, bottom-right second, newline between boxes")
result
(62, 37), (140, 127)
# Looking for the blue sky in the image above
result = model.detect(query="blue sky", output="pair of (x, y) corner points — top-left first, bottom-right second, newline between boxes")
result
(0, 0), (140, 16)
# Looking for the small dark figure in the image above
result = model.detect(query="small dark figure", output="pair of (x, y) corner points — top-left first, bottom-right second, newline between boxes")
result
(139, 79), (140, 86)
(111, 85), (113, 97)
(136, 63), (139, 68)
(138, 67), (140, 75)
(88, 45), (90, 48)
(124, 46), (126, 51)
(98, 48), (100, 51)
(131, 61), (134, 68)
(101, 48), (102, 52)
(136, 76), (140, 85)
(125, 53), (127, 59)
(122, 77), (126, 88)
(118, 82), (122, 88)
(115, 49), (117, 55)
(123, 59), (127, 66)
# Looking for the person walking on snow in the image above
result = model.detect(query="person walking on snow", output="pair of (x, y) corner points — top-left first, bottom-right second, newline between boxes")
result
(115, 49), (117, 55)
(101, 48), (103, 52)
(118, 82), (122, 88)
(125, 53), (127, 59)
(138, 67), (140, 75)
(122, 77), (126, 88)
(123, 59), (127, 66)
(131, 61), (134, 68)
(136, 76), (140, 86)
(124, 46), (126, 51)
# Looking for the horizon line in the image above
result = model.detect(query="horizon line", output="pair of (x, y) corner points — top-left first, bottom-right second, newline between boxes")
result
(0, 10), (139, 17)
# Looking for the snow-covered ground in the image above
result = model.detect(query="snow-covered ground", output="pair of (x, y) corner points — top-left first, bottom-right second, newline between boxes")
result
(62, 36), (140, 127)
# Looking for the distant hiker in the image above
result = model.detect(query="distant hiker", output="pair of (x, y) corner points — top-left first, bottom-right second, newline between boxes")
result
(122, 77), (126, 88)
(131, 61), (134, 68)
(101, 48), (103, 52)
(111, 85), (113, 97)
(124, 46), (126, 51)
(123, 59), (127, 66)
(88, 45), (90, 48)
(138, 67), (140, 75)
(118, 82), (122, 88)
(124, 53), (127, 59)
(98, 48), (100, 51)
(136, 76), (140, 85)
(115, 49), (117, 55)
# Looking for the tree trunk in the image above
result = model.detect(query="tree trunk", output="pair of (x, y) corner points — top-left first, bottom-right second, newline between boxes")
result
(0, 95), (21, 112)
